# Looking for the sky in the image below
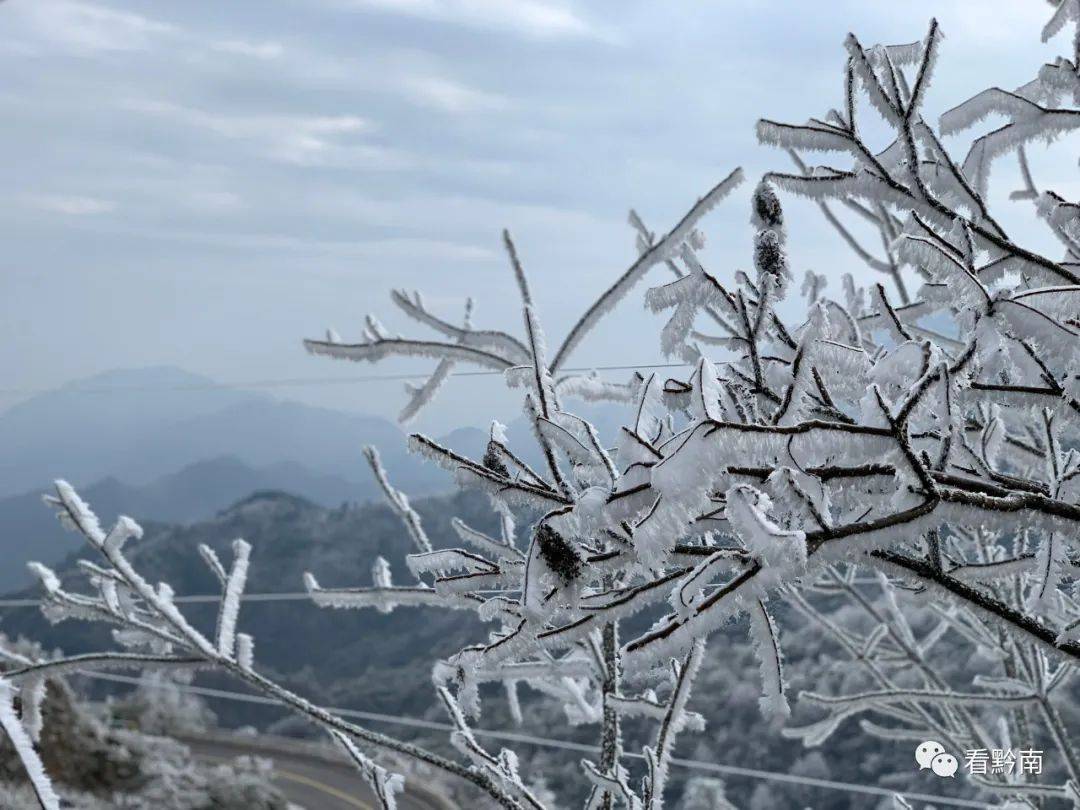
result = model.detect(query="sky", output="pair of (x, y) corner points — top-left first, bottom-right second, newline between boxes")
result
(0, 0), (1073, 433)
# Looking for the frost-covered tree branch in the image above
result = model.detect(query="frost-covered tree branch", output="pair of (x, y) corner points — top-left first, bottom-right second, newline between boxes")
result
(16, 482), (530, 810)
(11, 4), (1080, 809)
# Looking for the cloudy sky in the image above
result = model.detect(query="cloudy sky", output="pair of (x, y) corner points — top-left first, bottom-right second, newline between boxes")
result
(0, 0), (1070, 432)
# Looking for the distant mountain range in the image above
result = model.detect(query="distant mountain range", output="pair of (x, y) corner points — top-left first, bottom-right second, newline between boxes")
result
(3, 488), (498, 717)
(0, 366), (437, 497)
(0, 456), (366, 591)
(0, 366), (631, 589)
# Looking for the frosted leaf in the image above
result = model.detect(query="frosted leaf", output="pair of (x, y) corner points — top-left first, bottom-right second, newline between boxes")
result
(724, 485), (806, 582)
(748, 600), (790, 720)
(689, 358), (723, 423)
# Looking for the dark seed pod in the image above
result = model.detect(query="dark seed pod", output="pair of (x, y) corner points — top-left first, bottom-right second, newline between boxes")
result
(483, 442), (510, 477)
(535, 523), (582, 585)
(754, 230), (786, 278)
(752, 181), (783, 230)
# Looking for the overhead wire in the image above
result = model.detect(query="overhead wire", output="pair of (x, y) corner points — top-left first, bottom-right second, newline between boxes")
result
(0, 363), (693, 400)
(79, 670), (988, 808)
(0, 579), (890, 609)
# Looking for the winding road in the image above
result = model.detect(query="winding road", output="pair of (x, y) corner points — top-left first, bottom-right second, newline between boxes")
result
(186, 735), (454, 810)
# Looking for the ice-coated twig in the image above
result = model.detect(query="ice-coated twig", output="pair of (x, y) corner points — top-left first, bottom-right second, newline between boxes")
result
(0, 679), (60, 810)
(26, 483), (529, 810)
(364, 445), (433, 555)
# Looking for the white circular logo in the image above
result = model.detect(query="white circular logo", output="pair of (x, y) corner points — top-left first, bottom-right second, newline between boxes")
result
(931, 753), (959, 778)
(915, 740), (945, 770)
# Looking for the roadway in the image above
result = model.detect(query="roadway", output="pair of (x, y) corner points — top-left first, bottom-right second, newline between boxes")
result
(186, 735), (454, 810)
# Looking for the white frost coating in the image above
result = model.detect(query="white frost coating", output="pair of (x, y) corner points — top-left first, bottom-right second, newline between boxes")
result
(400, 357), (454, 424)
(556, 372), (640, 404)
(365, 445), (433, 554)
(553, 168), (744, 369)
(103, 515), (143, 553)
(1043, 0), (1079, 42)
(373, 556), (393, 589)
(198, 543), (227, 584)
(748, 600), (790, 720)
(756, 119), (859, 155)
(27, 563), (61, 595)
(724, 486), (806, 585)
(522, 303), (557, 417)
(217, 539), (251, 657)
(451, 518), (518, 559)
(406, 549), (497, 578)
(236, 633), (255, 671)
(644, 641), (705, 809)
(51, 479), (106, 546)
(312, 584), (475, 613)
(610, 692), (706, 731)
(940, 88), (1044, 136)
(689, 358), (723, 423)
(331, 729), (405, 810)
(0, 679), (60, 810)
(670, 550), (747, 616)
(304, 335), (512, 371)
(20, 677), (46, 743)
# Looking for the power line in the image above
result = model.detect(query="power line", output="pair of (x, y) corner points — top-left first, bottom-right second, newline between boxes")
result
(0, 579), (891, 610)
(0, 593), (314, 609)
(80, 671), (986, 808)
(0, 363), (693, 400)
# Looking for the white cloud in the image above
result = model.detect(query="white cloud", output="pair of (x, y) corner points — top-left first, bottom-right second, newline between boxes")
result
(212, 39), (285, 60)
(121, 100), (403, 168)
(55, 219), (498, 262)
(345, 0), (598, 39)
(124, 99), (371, 139)
(183, 190), (244, 212)
(27, 194), (117, 215)
(13, 1), (175, 53)
(400, 74), (507, 112)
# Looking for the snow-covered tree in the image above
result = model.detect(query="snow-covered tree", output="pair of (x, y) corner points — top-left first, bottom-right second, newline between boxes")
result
(9, 3), (1080, 808)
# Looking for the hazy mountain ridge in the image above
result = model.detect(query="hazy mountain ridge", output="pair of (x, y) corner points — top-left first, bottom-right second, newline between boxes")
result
(0, 366), (634, 589)
(0, 456), (374, 591)
(1, 488), (495, 718)
(0, 366), (437, 497)
(0, 365), (491, 588)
